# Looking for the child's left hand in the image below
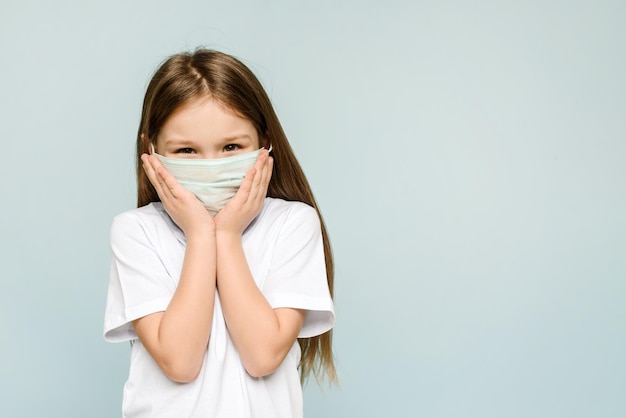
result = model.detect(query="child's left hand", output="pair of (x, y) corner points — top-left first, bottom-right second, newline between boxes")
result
(214, 149), (273, 236)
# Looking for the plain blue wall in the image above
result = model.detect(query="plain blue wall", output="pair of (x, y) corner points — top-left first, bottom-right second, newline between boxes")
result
(1, 1), (624, 417)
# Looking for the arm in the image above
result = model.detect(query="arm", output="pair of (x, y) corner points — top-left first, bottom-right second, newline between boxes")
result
(216, 232), (305, 378)
(132, 154), (217, 383)
(214, 150), (305, 378)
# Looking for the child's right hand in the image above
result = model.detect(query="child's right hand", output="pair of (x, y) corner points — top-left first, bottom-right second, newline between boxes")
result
(141, 153), (215, 236)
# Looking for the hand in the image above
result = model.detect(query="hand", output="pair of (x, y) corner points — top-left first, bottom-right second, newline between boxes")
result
(141, 153), (215, 236)
(214, 149), (273, 236)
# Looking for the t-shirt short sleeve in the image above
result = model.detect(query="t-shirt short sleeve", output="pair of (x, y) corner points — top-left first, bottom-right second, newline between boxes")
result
(103, 209), (177, 342)
(262, 203), (335, 338)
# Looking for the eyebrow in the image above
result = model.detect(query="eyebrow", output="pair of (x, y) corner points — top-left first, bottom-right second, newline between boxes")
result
(164, 134), (254, 145)
(220, 134), (254, 143)
(164, 138), (194, 145)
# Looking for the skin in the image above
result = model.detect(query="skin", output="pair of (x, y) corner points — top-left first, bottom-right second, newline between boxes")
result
(134, 97), (305, 382)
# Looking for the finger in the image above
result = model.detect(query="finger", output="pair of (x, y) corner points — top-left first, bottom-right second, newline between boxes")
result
(148, 156), (171, 196)
(257, 151), (273, 194)
(248, 150), (269, 202)
(141, 154), (165, 197)
(262, 156), (273, 189)
(253, 155), (273, 205)
(236, 166), (256, 203)
(145, 155), (178, 203)
(155, 164), (181, 200)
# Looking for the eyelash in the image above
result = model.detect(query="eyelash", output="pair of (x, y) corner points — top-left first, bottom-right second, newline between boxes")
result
(174, 144), (240, 154)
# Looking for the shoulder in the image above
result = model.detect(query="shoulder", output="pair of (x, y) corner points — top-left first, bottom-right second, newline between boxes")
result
(112, 202), (166, 222)
(112, 203), (161, 230)
(248, 198), (322, 243)
(110, 203), (177, 242)
(260, 198), (319, 223)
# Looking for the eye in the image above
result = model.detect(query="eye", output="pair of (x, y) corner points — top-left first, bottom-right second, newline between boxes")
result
(176, 148), (195, 154)
(223, 144), (240, 152)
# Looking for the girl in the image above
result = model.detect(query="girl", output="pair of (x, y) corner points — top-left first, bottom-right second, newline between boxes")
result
(103, 49), (335, 418)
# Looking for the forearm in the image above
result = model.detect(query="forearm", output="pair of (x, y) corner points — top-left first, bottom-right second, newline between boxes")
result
(136, 232), (217, 382)
(216, 232), (302, 377)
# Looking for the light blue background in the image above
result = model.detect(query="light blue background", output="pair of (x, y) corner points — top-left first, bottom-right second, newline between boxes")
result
(1, 1), (624, 417)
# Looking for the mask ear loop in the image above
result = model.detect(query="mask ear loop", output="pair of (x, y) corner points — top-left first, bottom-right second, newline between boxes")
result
(150, 143), (156, 155)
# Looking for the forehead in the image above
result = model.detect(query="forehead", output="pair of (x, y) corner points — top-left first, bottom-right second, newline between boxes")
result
(159, 97), (259, 144)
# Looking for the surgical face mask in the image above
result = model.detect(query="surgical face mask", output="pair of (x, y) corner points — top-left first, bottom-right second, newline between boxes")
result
(151, 145), (267, 216)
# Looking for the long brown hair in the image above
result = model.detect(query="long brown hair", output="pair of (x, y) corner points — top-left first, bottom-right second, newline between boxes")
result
(135, 49), (336, 384)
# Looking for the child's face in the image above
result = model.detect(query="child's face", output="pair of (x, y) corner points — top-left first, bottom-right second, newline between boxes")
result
(156, 96), (261, 159)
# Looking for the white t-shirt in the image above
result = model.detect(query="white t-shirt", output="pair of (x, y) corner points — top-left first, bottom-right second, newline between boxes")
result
(103, 197), (334, 418)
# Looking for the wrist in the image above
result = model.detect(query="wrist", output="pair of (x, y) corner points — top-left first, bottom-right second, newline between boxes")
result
(185, 226), (216, 244)
(215, 229), (242, 245)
